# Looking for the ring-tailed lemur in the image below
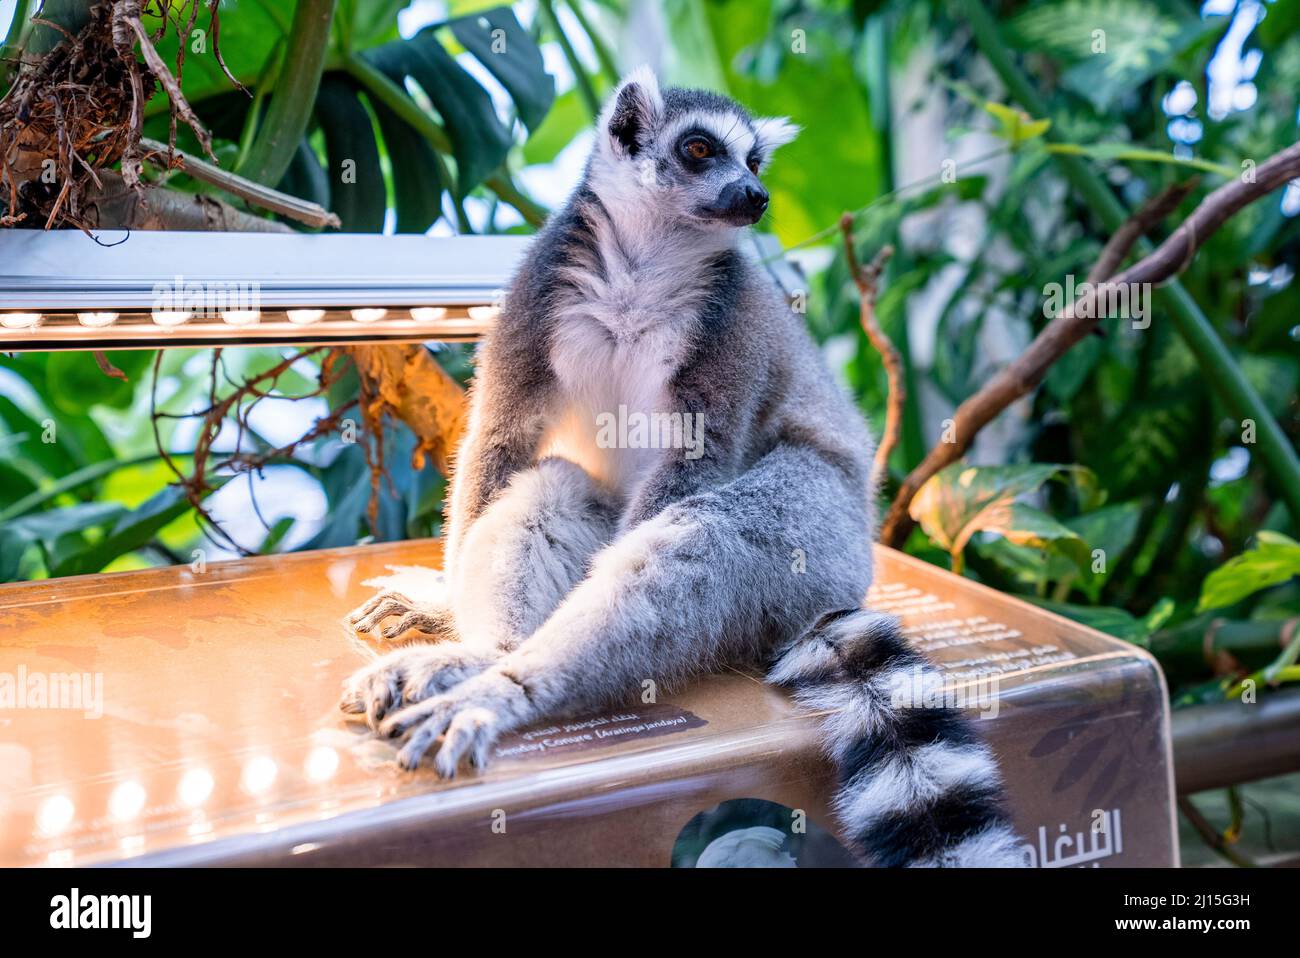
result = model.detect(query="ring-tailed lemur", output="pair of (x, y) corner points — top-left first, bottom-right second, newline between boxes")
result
(341, 68), (1023, 867)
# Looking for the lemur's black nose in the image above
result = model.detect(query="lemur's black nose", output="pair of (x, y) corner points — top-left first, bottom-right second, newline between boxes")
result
(710, 177), (771, 224)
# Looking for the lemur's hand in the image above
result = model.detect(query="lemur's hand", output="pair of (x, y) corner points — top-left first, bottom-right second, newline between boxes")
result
(348, 590), (455, 641)
(340, 644), (500, 730)
(377, 667), (536, 776)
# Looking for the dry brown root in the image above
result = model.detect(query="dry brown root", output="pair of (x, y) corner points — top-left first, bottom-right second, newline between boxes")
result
(1, 0), (225, 229)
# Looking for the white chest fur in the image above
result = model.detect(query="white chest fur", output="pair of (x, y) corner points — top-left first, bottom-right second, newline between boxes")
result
(541, 234), (711, 500)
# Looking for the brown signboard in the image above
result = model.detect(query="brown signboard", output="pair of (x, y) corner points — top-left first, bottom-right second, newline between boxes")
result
(0, 541), (1175, 867)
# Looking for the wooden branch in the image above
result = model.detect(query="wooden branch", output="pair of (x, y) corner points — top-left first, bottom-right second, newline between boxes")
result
(1176, 796), (1256, 868)
(84, 170), (294, 232)
(348, 344), (468, 479)
(1084, 181), (1196, 285)
(205, 0), (249, 95)
(880, 140), (1300, 548)
(140, 137), (341, 229)
(964, 0), (1300, 526)
(839, 213), (900, 493)
(92, 349), (126, 382)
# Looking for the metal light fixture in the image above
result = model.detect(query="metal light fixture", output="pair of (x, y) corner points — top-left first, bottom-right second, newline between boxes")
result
(0, 229), (803, 351)
(0, 230), (532, 350)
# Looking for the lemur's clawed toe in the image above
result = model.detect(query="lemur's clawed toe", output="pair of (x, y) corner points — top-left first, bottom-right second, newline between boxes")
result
(349, 590), (412, 629)
(380, 610), (446, 639)
(347, 590), (456, 642)
(378, 670), (533, 776)
(340, 644), (505, 742)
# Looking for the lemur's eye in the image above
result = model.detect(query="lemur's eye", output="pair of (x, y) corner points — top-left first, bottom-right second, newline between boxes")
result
(747, 157), (761, 174)
(683, 137), (713, 160)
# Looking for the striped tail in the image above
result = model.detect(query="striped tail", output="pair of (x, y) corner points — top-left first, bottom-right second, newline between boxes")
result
(768, 608), (1024, 867)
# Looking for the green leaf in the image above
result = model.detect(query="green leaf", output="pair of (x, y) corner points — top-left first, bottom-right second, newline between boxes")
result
(1030, 598), (1154, 642)
(0, 453), (163, 523)
(1197, 532), (1300, 612)
(1142, 597), (1175, 636)
(259, 516), (296, 554)
(0, 396), (71, 480)
(372, 92), (444, 233)
(522, 86), (587, 165)
(909, 462), (1074, 557)
(314, 74), (387, 231)
(50, 484), (216, 578)
(1064, 502), (1141, 598)
(1006, 0), (1227, 111)
(1061, 19), (1225, 111)
(0, 462), (38, 508)
(1241, 354), (1300, 420)
(10, 502), (126, 551)
(141, 1), (286, 114)
(1044, 334), (1102, 403)
(1259, 0), (1300, 48)
(0, 526), (33, 582)
(366, 27), (513, 194)
(450, 7), (555, 132)
(977, 499), (1142, 598)
(348, 0), (407, 49)
(976, 536), (1056, 590)
(45, 351), (152, 414)
(305, 448), (372, 549)
(984, 101), (1051, 146)
(1083, 399), (1197, 499)
(1001, 502), (1090, 573)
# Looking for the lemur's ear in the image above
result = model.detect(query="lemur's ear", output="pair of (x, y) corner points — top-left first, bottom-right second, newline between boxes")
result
(753, 117), (800, 156)
(602, 66), (664, 158)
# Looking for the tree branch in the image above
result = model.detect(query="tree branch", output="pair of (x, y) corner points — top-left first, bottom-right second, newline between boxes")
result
(1176, 796), (1256, 868)
(140, 136), (340, 229)
(85, 169), (294, 232)
(880, 140), (1300, 547)
(113, 0), (215, 175)
(348, 344), (467, 479)
(1084, 181), (1195, 285)
(839, 213), (900, 494)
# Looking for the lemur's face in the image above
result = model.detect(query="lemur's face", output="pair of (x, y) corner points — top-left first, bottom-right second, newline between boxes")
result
(592, 68), (798, 231)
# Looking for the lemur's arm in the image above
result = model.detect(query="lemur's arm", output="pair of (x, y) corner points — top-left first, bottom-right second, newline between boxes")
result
(620, 327), (758, 528)
(442, 334), (555, 571)
(621, 432), (731, 529)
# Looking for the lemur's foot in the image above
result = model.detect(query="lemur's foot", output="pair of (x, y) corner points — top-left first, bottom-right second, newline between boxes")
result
(378, 667), (536, 776)
(339, 644), (499, 730)
(348, 590), (455, 641)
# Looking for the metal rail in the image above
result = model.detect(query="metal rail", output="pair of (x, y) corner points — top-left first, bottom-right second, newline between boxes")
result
(1171, 687), (1300, 794)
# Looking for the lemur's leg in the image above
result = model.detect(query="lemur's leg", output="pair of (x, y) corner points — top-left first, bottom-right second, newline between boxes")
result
(341, 457), (616, 725)
(350, 336), (557, 639)
(350, 416), (554, 645)
(348, 457), (612, 643)
(447, 456), (618, 650)
(378, 444), (873, 774)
